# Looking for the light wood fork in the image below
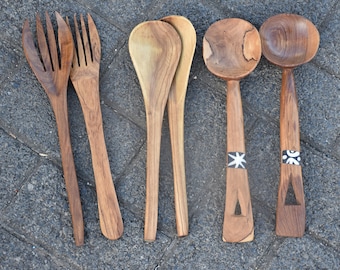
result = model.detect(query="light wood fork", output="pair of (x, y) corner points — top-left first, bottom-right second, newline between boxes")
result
(67, 14), (123, 240)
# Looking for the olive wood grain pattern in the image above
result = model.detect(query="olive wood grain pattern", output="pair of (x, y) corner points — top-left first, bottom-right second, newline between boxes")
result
(260, 14), (319, 237)
(203, 18), (261, 242)
(68, 14), (123, 240)
(22, 12), (84, 246)
(161, 15), (196, 237)
(129, 21), (181, 241)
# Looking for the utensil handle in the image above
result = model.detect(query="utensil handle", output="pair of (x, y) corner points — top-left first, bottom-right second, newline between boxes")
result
(74, 78), (123, 240)
(144, 111), (163, 241)
(168, 95), (188, 237)
(277, 68), (305, 237)
(52, 93), (84, 246)
(223, 80), (254, 242)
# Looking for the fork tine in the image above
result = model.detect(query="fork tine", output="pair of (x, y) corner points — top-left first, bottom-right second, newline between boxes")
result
(74, 14), (86, 66)
(45, 11), (59, 71)
(36, 14), (52, 72)
(87, 13), (101, 63)
(56, 12), (73, 72)
(22, 19), (45, 74)
(65, 16), (78, 68)
(80, 14), (92, 64)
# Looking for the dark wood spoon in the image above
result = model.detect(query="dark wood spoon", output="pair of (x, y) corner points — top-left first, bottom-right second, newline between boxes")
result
(203, 18), (261, 242)
(260, 13), (320, 237)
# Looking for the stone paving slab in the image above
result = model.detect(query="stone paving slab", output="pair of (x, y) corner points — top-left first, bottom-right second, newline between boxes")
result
(0, 227), (68, 269)
(1, 161), (171, 269)
(315, 2), (340, 77)
(157, 190), (275, 269)
(304, 147), (340, 249)
(76, 0), (156, 34)
(266, 236), (339, 269)
(0, 41), (21, 83)
(0, 0), (339, 269)
(0, 63), (62, 158)
(205, 0), (339, 28)
(246, 119), (281, 208)
(0, 129), (39, 210)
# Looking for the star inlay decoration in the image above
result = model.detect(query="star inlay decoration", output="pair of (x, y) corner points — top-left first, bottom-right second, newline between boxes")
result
(227, 152), (246, 169)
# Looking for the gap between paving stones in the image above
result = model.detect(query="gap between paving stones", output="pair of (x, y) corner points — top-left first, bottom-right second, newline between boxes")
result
(0, 224), (82, 269)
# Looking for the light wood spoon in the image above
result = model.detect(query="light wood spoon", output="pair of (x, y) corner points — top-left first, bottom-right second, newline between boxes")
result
(129, 21), (181, 241)
(260, 14), (320, 237)
(161, 15), (196, 237)
(203, 18), (261, 242)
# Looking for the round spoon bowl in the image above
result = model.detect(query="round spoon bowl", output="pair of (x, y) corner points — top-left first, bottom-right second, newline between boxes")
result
(260, 14), (320, 68)
(203, 18), (261, 80)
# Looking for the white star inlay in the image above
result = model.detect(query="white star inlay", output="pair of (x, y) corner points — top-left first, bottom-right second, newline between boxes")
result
(228, 152), (246, 169)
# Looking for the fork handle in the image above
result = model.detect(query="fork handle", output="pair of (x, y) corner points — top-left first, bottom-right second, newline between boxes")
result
(51, 92), (84, 246)
(73, 78), (123, 240)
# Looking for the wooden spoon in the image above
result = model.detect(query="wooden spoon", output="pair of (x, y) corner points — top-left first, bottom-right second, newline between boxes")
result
(260, 14), (320, 237)
(161, 15), (196, 237)
(129, 21), (181, 241)
(203, 18), (261, 242)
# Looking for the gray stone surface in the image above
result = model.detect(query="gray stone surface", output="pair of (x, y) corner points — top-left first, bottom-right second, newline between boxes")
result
(0, 65), (65, 159)
(0, 0), (339, 268)
(266, 236), (340, 269)
(304, 147), (340, 249)
(158, 190), (275, 269)
(0, 40), (21, 83)
(0, 129), (39, 210)
(202, 0), (339, 28)
(1, 162), (171, 269)
(315, 2), (340, 77)
(76, 0), (156, 33)
(246, 119), (281, 208)
(0, 228), (70, 269)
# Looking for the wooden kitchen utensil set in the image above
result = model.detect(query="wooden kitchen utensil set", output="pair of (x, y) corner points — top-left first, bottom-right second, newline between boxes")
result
(22, 12), (319, 246)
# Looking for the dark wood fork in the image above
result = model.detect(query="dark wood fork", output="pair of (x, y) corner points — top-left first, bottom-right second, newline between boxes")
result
(22, 12), (84, 246)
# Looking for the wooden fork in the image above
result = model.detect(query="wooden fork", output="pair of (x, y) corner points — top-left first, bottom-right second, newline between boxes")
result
(22, 12), (84, 246)
(67, 14), (123, 240)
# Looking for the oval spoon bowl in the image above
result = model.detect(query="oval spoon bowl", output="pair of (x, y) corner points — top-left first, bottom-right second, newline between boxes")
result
(260, 13), (320, 68)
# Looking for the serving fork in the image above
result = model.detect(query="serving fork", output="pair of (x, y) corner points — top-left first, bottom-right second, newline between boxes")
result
(67, 14), (123, 240)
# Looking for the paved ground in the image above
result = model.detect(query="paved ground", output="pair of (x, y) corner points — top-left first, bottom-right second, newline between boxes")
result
(1, 0), (339, 269)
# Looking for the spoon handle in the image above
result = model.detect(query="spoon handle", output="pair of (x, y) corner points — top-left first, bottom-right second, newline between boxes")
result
(51, 92), (84, 246)
(73, 78), (123, 240)
(144, 111), (164, 241)
(223, 80), (254, 243)
(277, 68), (305, 237)
(168, 93), (188, 237)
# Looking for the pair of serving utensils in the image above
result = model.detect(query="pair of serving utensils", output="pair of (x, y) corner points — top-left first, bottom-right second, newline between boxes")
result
(203, 14), (319, 242)
(22, 12), (123, 246)
(129, 16), (196, 241)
